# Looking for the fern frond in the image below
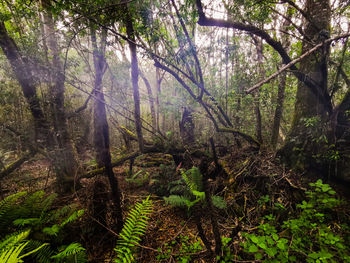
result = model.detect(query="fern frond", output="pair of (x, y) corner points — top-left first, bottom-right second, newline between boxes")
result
(114, 196), (153, 263)
(0, 230), (30, 252)
(0, 240), (29, 263)
(164, 195), (190, 208)
(51, 242), (86, 263)
(192, 190), (205, 201)
(13, 218), (40, 227)
(60, 209), (84, 228)
(181, 167), (203, 193)
(211, 196), (227, 209)
(26, 240), (54, 263)
(0, 192), (27, 232)
(169, 184), (188, 195)
(0, 230), (48, 263)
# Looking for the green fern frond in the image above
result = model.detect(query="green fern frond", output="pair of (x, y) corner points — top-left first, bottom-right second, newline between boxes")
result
(51, 243), (86, 263)
(164, 195), (190, 208)
(181, 167), (203, 192)
(0, 240), (29, 263)
(13, 218), (41, 227)
(60, 209), (84, 228)
(26, 240), (55, 263)
(211, 196), (227, 209)
(0, 230), (30, 252)
(0, 192), (27, 232)
(0, 230), (48, 263)
(192, 190), (205, 201)
(169, 184), (188, 195)
(114, 196), (153, 263)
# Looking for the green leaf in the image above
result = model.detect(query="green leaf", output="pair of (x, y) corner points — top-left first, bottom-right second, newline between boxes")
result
(248, 245), (258, 253)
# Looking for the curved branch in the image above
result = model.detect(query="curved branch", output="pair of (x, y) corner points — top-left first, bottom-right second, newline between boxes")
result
(154, 59), (260, 148)
(195, 0), (336, 114)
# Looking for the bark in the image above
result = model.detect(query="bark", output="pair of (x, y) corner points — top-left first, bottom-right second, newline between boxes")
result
(271, 71), (287, 149)
(289, 0), (331, 135)
(179, 107), (195, 145)
(251, 36), (264, 144)
(91, 27), (123, 232)
(139, 72), (157, 132)
(271, 9), (292, 149)
(155, 67), (163, 133)
(41, 0), (78, 193)
(279, 0), (331, 171)
(124, 9), (144, 153)
(0, 21), (50, 143)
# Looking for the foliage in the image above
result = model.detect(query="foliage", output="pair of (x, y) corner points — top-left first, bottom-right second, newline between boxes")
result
(156, 235), (203, 262)
(125, 169), (150, 187)
(114, 196), (153, 263)
(0, 191), (86, 263)
(241, 180), (350, 262)
(164, 167), (227, 212)
(149, 164), (177, 196)
(0, 230), (48, 263)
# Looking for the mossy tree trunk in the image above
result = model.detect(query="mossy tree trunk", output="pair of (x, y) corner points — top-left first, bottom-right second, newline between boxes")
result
(281, 0), (331, 171)
(0, 21), (51, 144)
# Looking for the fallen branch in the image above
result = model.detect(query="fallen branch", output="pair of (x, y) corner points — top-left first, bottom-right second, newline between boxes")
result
(0, 151), (37, 179)
(80, 151), (141, 180)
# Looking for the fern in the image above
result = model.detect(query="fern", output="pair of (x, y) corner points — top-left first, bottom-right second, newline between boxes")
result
(51, 243), (86, 263)
(165, 167), (227, 212)
(0, 192), (27, 232)
(0, 191), (86, 263)
(181, 167), (203, 192)
(114, 196), (153, 263)
(125, 170), (149, 186)
(211, 196), (227, 209)
(0, 230), (48, 263)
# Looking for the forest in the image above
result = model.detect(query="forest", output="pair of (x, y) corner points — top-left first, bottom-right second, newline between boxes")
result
(0, 0), (350, 262)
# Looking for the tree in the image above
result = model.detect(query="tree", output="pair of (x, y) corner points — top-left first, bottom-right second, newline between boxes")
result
(0, 1), (78, 193)
(41, 0), (78, 192)
(194, 0), (350, 180)
(91, 26), (123, 232)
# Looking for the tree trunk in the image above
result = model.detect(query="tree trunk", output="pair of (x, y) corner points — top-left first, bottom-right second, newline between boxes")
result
(124, 10), (144, 153)
(91, 27), (123, 232)
(140, 72), (157, 133)
(271, 9), (292, 149)
(179, 107), (195, 145)
(0, 21), (50, 144)
(41, 0), (78, 193)
(252, 36), (264, 144)
(281, 0), (331, 170)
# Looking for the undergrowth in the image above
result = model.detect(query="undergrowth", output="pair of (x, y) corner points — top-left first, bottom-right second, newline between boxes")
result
(0, 191), (86, 263)
(240, 179), (350, 263)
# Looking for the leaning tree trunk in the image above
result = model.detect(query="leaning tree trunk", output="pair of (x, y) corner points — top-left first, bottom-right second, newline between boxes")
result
(91, 27), (123, 232)
(41, 0), (78, 193)
(281, 0), (331, 171)
(0, 21), (51, 144)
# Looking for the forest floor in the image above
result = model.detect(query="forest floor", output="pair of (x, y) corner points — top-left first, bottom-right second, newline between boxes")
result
(1, 148), (350, 262)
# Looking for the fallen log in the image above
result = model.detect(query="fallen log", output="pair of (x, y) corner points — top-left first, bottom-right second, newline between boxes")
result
(0, 150), (37, 179)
